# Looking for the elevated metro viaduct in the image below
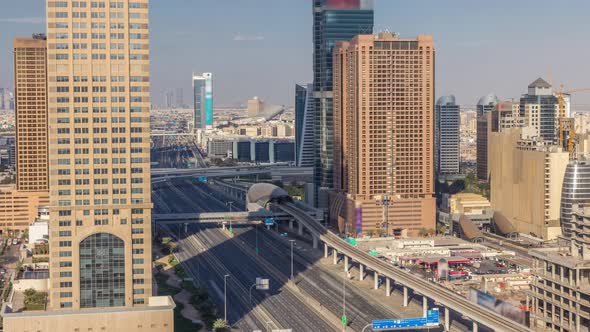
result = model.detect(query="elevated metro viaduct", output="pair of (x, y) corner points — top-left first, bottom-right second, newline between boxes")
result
(155, 181), (532, 332)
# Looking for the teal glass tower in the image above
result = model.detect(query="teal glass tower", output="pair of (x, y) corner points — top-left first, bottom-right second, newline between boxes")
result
(312, 0), (373, 207)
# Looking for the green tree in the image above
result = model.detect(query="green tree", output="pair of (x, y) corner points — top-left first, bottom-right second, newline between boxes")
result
(212, 319), (229, 332)
(418, 228), (430, 237)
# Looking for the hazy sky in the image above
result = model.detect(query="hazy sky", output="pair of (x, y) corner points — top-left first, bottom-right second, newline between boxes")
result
(2, 0), (590, 108)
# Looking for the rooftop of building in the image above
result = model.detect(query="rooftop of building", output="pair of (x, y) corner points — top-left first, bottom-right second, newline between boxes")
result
(436, 95), (457, 106)
(451, 192), (490, 202)
(477, 93), (499, 106)
(1, 296), (176, 318)
(529, 246), (590, 269)
(528, 77), (551, 89)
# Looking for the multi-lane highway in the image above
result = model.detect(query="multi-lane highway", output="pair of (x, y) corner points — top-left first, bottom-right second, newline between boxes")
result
(155, 180), (337, 331)
(154, 180), (438, 331)
(151, 136), (206, 168)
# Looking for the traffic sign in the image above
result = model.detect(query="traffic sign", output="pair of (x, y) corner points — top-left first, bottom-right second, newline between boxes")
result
(342, 315), (347, 325)
(264, 218), (274, 226)
(256, 277), (269, 290)
(372, 309), (439, 330)
(229, 226), (233, 234)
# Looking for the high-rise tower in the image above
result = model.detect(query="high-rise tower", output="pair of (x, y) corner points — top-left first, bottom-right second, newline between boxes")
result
(295, 83), (315, 168)
(520, 78), (560, 144)
(14, 34), (48, 192)
(476, 93), (499, 180)
(435, 95), (460, 176)
(46, 0), (152, 310)
(312, 0), (373, 208)
(193, 72), (213, 130)
(331, 33), (436, 237)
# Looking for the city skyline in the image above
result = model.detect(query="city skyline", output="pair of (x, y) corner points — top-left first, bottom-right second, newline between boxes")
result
(1, 0), (590, 107)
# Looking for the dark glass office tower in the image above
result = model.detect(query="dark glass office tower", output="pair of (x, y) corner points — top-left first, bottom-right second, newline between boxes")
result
(519, 78), (559, 144)
(435, 95), (460, 176)
(313, 0), (374, 207)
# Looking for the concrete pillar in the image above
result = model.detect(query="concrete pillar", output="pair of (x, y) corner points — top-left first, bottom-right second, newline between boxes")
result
(359, 264), (364, 281)
(403, 286), (408, 307)
(275, 222), (279, 232)
(444, 307), (450, 331)
(344, 256), (349, 272)
(385, 278), (391, 296)
(422, 296), (428, 317)
(333, 249), (338, 265)
(298, 222), (303, 236)
(289, 220), (294, 230)
(374, 272), (379, 290)
(324, 243), (328, 258)
(312, 235), (318, 249)
(575, 312), (580, 332)
(472, 321), (478, 332)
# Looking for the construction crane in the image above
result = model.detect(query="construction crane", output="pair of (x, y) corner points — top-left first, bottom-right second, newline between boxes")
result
(554, 85), (590, 155)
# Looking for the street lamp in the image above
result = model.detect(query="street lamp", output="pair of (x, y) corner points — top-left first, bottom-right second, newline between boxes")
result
(255, 221), (260, 255)
(224, 274), (230, 322)
(226, 201), (234, 212)
(289, 240), (295, 280)
(342, 273), (347, 332)
(375, 194), (392, 236)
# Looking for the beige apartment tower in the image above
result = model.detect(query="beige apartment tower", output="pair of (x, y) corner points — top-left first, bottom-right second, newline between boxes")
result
(489, 126), (569, 240)
(247, 96), (264, 117)
(330, 33), (436, 237)
(46, 0), (152, 310)
(0, 35), (51, 234)
(14, 35), (49, 192)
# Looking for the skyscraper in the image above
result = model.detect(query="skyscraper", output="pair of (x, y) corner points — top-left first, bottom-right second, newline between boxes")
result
(435, 95), (460, 176)
(476, 93), (499, 180)
(295, 84), (315, 168)
(46, 0), (152, 310)
(175, 87), (184, 108)
(560, 161), (590, 238)
(247, 96), (264, 117)
(0, 35), (51, 235)
(312, 0), (373, 208)
(193, 72), (213, 130)
(520, 77), (560, 144)
(331, 33), (436, 237)
(14, 34), (48, 192)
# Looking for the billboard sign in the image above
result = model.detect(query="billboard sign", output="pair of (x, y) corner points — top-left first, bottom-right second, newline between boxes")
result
(354, 202), (363, 234)
(255, 277), (269, 290)
(325, 0), (373, 9)
(204, 73), (213, 128)
(468, 289), (525, 324)
(372, 309), (439, 330)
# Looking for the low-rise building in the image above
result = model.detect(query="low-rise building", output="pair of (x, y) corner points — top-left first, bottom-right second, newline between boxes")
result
(1, 296), (176, 332)
(528, 203), (590, 332)
(29, 206), (49, 246)
(0, 186), (49, 234)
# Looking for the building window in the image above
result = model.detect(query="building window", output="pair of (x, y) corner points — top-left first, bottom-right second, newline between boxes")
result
(79, 233), (125, 308)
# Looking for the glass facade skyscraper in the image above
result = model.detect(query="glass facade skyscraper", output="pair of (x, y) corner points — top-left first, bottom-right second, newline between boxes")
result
(193, 72), (213, 130)
(295, 84), (314, 168)
(312, 0), (373, 207)
(560, 161), (590, 238)
(435, 95), (460, 176)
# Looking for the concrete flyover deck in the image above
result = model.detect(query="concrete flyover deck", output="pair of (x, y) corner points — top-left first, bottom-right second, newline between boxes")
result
(276, 202), (533, 332)
(153, 211), (293, 224)
(150, 165), (313, 183)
